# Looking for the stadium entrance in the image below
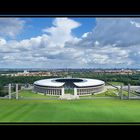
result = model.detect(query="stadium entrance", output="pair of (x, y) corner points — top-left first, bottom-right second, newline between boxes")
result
(56, 78), (81, 95)
(64, 87), (74, 95)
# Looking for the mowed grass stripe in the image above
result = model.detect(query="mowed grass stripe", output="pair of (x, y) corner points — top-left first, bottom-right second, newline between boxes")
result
(6, 103), (39, 122)
(1, 99), (140, 122)
(20, 102), (61, 122)
(0, 103), (27, 121)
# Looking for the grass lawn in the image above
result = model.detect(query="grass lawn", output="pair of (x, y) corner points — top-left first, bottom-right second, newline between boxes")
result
(1, 90), (140, 122)
(79, 89), (119, 97)
(107, 81), (124, 86)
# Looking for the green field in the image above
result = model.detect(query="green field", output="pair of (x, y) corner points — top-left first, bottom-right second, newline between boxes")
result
(107, 81), (124, 86)
(0, 90), (140, 122)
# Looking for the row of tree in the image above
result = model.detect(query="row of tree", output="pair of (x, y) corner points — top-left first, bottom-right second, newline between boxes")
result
(0, 76), (57, 96)
(1, 73), (140, 96)
(68, 72), (140, 85)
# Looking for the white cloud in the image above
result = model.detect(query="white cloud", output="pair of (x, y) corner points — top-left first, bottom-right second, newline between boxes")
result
(88, 18), (140, 47)
(68, 18), (140, 68)
(130, 20), (140, 27)
(75, 45), (132, 67)
(0, 18), (25, 38)
(1, 18), (140, 68)
(82, 32), (90, 38)
(0, 18), (82, 68)
(42, 18), (81, 48)
(0, 38), (6, 45)
(94, 41), (100, 46)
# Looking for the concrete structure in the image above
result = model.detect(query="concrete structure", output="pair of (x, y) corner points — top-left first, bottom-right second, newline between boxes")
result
(8, 84), (11, 99)
(120, 84), (123, 100)
(16, 84), (18, 100)
(33, 78), (105, 97)
(59, 94), (79, 100)
(128, 84), (130, 99)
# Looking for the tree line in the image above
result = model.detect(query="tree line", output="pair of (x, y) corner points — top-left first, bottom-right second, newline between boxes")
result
(1, 73), (140, 96)
(0, 76), (57, 96)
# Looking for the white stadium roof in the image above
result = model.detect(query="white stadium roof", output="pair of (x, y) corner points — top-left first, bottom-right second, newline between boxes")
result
(34, 78), (105, 87)
(74, 78), (105, 87)
(34, 78), (65, 87)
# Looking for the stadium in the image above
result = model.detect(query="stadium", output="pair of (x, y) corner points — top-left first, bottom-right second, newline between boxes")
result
(33, 78), (105, 96)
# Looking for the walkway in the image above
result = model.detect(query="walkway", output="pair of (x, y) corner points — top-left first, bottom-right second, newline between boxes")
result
(59, 94), (79, 100)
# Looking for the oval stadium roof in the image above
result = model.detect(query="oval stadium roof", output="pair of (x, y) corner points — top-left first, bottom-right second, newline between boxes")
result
(74, 78), (105, 87)
(34, 78), (105, 87)
(34, 78), (65, 87)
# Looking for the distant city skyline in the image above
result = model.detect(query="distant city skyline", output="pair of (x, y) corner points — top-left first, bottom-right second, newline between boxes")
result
(0, 17), (140, 68)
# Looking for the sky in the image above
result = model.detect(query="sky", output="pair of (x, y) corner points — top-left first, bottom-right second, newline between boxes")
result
(0, 17), (140, 69)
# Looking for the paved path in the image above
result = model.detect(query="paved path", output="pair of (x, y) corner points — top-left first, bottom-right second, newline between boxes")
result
(105, 86), (140, 90)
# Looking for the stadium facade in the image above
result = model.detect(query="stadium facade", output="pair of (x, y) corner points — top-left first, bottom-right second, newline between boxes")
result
(33, 78), (105, 96)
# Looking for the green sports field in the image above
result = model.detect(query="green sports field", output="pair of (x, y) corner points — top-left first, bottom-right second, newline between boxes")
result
(0, 90), (140, 122)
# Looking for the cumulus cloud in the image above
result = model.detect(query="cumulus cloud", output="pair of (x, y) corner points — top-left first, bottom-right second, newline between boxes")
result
(130, 20), (140, 27)
(0, 18), (82, 68)
(42, 18), (81, 48)
(73, 18), (140, 68)
(0, 18), (25, 38)
(74, 45), (132, 68)
(1, 17), (140, 68)
(0, 38), (6, 45)
(78, 18), (140, 48)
